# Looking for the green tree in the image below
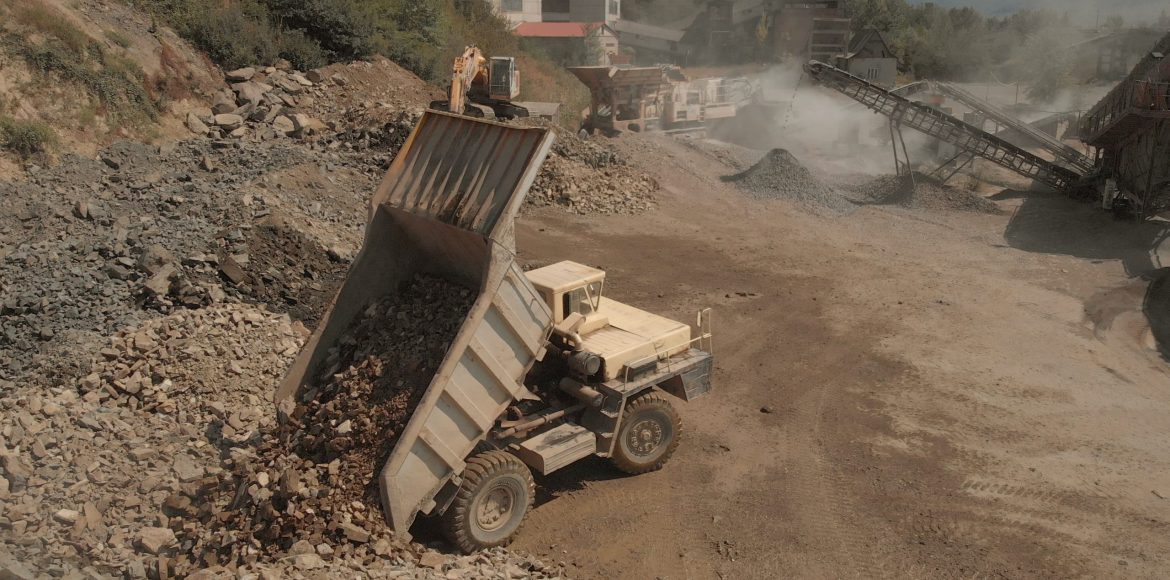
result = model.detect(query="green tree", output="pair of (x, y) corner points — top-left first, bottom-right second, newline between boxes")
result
(1018, 28), (1071, 103)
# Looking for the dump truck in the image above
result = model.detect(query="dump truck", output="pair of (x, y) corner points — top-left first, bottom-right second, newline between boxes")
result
(276, 110), (714, 553)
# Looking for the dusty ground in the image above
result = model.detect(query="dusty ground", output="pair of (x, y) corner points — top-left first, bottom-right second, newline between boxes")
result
(508, 134), (1170, 579)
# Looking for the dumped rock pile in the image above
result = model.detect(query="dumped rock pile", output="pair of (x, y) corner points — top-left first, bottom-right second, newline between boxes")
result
(847, 173), (1003, 214)
(0, 296), (565, 578)
(169, 276), (480, 572)
(723, 148), (855, 214)
(527, 126), (657, 214)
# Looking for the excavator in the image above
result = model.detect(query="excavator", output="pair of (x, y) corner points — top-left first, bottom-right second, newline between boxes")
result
(429, 46), (530, 120)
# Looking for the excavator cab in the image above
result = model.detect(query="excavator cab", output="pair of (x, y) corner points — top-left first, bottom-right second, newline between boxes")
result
(488, 56), (521, 102)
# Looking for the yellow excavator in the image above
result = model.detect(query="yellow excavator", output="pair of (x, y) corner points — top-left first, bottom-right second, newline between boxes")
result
(430, 46), (530, 120)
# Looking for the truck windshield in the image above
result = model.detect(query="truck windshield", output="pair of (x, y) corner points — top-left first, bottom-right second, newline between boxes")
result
(564, 282), (603, 317)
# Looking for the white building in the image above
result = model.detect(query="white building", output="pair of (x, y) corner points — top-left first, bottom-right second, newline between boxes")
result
(487, 0), (542, 26)
(542, 0), (621, 24)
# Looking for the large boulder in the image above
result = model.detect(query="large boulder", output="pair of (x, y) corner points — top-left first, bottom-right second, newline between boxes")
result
(185, 112), (208, 135)
(213, 114), (244, 131)
(225, 67), (256, 82)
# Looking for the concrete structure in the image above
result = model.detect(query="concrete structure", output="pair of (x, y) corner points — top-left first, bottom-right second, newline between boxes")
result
(487, 0), (542, 25)
(772, 0), (850, 63)
(543, 0), (621, 24)
(837, 28), (896, 88)
(613, 19), (687, 64)
(513, 21), (619, 66)
(683, 0), (850, 65)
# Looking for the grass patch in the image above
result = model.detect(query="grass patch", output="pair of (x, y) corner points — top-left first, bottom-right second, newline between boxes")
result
(8, 2), (90, 55)
(0, 116), (57, 157)
(0, 31), (159, 126)
(106, 29), (132, 48)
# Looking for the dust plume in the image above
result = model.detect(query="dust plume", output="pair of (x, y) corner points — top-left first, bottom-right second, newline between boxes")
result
(713, 63), (929, 177)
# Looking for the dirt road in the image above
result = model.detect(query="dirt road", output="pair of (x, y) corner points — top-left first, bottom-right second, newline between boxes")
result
(511, 135), (1170, 579)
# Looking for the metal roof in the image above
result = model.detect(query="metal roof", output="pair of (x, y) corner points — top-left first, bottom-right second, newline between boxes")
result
(513, 21), (609, 38)
(613, 19), (685, 42)
(567, 66), (672, 89)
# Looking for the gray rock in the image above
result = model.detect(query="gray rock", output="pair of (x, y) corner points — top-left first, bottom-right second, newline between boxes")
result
(186, 112), (209, 135)
(233, 81), (271, 106)
(272, 116), (295, 135)
(213, 114), (245, 131)
(136, 526), (177, 555)
(226, 67), (256, 82)
(138, 245), (175, 276)
(172, 454), (204, 482)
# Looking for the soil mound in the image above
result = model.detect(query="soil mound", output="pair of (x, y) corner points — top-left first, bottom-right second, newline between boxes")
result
(723, 148), (854, 214)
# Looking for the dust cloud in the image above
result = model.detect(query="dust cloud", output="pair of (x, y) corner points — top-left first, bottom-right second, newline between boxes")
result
(714, 63), (925, 177)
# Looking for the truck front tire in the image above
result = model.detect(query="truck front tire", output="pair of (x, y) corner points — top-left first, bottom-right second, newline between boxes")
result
(611, 391), (682, 475)
(441, 450), (535, 553)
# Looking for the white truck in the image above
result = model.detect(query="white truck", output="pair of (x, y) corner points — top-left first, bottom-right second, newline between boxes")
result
(276, 111), (713, 552)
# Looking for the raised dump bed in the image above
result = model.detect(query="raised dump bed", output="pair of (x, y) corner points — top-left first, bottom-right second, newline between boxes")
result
(275, 110), (555, 536)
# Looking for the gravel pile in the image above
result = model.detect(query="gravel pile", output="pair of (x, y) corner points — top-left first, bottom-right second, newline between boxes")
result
(722, 148), (855, 214)
(525, 124), (657, 215)
(847, 173), (1003, 214)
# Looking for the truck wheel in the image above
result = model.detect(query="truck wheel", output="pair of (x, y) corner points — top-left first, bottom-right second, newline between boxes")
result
(441, 450), (535, 553)
(611, 391), (682, 475)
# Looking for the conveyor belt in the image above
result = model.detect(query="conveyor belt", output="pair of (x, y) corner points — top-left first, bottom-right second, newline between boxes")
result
(804, 61), (1081, 191)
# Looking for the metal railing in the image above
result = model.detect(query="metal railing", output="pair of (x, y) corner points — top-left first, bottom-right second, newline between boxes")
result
(1082, 80), (1170, 142)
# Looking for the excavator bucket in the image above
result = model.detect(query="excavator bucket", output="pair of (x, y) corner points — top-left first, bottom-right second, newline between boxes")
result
(275, 111), (556, 536)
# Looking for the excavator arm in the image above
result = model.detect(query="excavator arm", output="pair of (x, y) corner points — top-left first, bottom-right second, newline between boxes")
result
(448, 46), (486, 115)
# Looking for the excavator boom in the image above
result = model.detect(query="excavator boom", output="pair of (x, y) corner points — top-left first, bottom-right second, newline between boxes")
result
(431, 46), (529, 120)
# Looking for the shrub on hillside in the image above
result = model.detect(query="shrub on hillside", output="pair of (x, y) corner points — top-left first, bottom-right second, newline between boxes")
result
(0, 117), (56, 157)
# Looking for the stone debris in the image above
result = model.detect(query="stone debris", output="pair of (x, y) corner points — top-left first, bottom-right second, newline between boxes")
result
(174, 276), (475, 571)
(525, 122), (657, 215)
(186, 66), (329, 142)
(845, 172), (1003, 214)
(722, 148), (855, 215)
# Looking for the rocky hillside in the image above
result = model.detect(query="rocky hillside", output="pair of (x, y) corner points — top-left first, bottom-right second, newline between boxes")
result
(0, 2), (661, 578)
(0, 0), (220, 168)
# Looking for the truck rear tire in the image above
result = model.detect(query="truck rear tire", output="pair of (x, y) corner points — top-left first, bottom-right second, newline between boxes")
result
(441, 450), (535, 553)
(610, 391), (682, 475)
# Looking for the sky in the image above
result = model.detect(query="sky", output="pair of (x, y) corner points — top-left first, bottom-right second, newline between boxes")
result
(908, 0), (1168, 26)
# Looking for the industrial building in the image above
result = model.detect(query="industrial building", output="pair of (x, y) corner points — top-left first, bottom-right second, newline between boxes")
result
(1082, 31), (1170, 219)
(681, 0), (851, 65)
(837, 28), (897, 88)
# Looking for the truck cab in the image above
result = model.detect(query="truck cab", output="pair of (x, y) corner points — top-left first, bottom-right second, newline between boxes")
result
(526, 261), (695, 382)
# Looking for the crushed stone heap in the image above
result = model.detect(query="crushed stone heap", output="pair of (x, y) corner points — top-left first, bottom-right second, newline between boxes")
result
(722, 148), (855, 214)
(848, 173), (1003, 214)
(174, 275), (476, 571)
